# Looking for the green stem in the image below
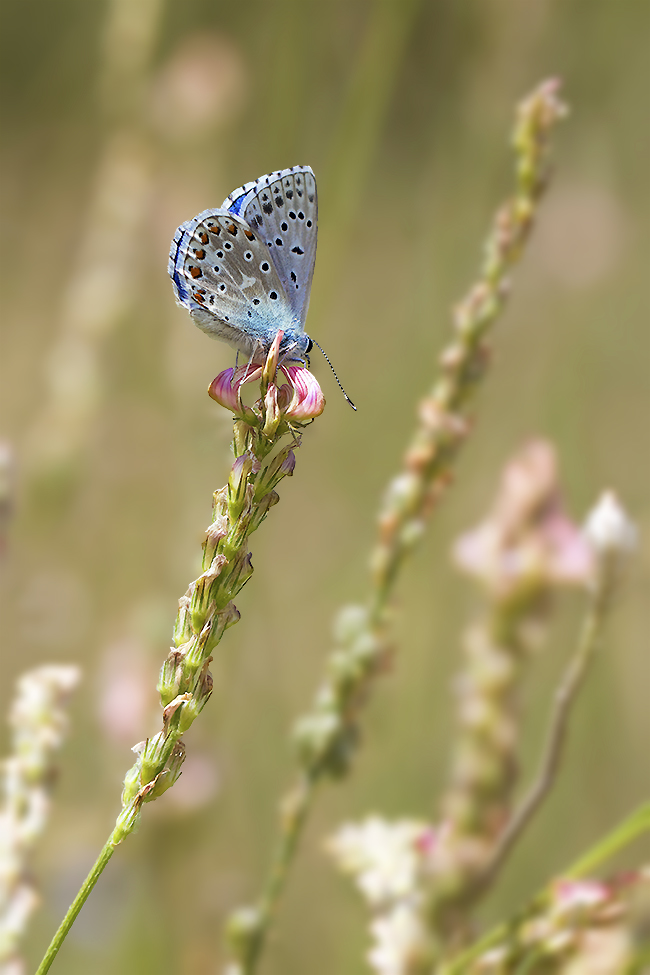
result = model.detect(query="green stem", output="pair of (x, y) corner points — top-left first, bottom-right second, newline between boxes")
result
(565, 801), (650, 880)
(34, 835), (116, 975)
(258, 775), (316, 923)
(239, 773), (318, 974)
(472, 580), (610, 896)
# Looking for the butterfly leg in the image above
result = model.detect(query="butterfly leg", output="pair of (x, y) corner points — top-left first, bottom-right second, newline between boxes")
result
(241, 347), (256, 382)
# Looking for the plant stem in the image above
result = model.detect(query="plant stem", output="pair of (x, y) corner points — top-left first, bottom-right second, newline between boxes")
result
(233, 773), (319, 972)
(476, 575), (612, 892)
(34, 339), (320, 973)
(565, 802), (650, 880)
(34, 837), (116, 975)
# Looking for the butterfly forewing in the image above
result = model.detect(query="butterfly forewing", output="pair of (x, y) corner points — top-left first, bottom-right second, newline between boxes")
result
(223, 166), (318, 328)
(171, 210), (295, 354)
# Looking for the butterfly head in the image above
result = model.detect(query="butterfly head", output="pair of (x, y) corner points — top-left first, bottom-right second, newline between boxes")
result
(274, 328), (312, 364)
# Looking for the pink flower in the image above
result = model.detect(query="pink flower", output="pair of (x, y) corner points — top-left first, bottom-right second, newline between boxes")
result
(208, 359), (325, 422)
(208, 364), (262, 416)
(454, 440), (593, 596)
(278, 364), (325, 420)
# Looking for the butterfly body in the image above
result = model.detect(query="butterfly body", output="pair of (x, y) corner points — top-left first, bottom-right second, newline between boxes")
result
(169, 165), (317, 363)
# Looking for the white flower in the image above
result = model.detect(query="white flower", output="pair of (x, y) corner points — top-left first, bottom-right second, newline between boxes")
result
(328, 817), (436, 908)
(475, 946), (509, 973)
(583, 492), (637, 559)
(0, 665), (79, 963)
(368, 905), (430, 975)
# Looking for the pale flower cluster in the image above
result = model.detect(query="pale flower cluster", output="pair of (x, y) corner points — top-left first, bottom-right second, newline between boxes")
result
(328, 817), (436, 975)
(368, 905), (431, 975)
(0, 666), (80, 973)
(474, 877), (643, 974)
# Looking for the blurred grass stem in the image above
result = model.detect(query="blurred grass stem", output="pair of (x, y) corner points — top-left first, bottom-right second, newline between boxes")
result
(25, 0), (163, 479)
(322, 0), (424, 259)
(476, 571), (613, 893)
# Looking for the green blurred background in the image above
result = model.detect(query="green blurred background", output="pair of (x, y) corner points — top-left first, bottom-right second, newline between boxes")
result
(1, 1), (648, 972)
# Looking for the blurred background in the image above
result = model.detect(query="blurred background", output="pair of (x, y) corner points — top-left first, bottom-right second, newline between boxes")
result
(1, 1), (648, 972)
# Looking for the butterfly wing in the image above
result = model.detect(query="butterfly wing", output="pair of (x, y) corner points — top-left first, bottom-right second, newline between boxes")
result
(222, 166), (318, 329)
(169, 209), (296, 357)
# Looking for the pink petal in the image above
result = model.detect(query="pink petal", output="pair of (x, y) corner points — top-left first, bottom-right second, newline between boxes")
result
(280, 365), (325, 420)
(208, 365), (263, 415)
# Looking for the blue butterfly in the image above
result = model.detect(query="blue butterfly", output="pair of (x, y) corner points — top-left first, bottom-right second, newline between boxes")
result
(169, 165), (317, 365)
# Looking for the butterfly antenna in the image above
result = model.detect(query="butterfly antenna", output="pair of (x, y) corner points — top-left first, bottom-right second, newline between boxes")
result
(311, 340), (356, 411)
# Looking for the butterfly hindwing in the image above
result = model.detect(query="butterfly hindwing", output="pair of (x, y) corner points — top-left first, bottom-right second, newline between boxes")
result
(169, 209), (295, 355)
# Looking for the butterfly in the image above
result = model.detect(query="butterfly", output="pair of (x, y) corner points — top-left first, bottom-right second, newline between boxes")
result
(169, 165), (318, 365)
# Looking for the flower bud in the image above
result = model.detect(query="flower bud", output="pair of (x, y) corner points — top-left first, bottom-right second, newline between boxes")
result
(147, 741), (186, 799)
(113, 796), (143, 844)
(255, 447), (296, 498)
(121, 756), (142, 807)
(584, 491), (637, 562)
(203, 514), (229, 566)
(226, 906), (264, 966)
(194, 658), (214, 709)
(262, 382), (282, 439)
(293, 708), (357, 776)
(157, 647), (185, 706)
(222, 550), (254, 598)
(294, 710), (342, 767)
(228, 453), (254, 520)
(333, 605), (371, 644)
(161, 694), (191, 736)
(173, 594), (193, 645)
(262, 329), (283, 388)
(189, 554), (228, 631)
(201, 600), (241, 653)
(248, 491), (280, 533)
